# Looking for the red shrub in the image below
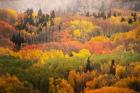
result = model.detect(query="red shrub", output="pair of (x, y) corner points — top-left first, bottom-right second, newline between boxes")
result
(0, 21), (16, 39)
(85, 41), (116, 54)
(0, 36), (14, 49)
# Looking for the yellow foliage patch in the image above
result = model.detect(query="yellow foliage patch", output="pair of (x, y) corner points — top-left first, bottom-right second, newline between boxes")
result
(112, 27), (140, 42)
(70, 20), (95, 38)
(55, 17), (62, 25)
(90, 36), (110, 42)
(109, 16), (122, 24)
(6, 9), (17, 17)
(72, 49), (91, 59)
(116, 65), (126, 78)
(0, 47), (65, 64)
(73, 29), (81, 38)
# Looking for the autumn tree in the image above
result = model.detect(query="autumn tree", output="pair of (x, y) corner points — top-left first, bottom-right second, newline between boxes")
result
(84, 87), (135, 93)
(0, 74), (35, 93)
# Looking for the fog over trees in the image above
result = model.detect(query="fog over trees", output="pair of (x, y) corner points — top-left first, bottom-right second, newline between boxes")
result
(0, 0), (140, 14)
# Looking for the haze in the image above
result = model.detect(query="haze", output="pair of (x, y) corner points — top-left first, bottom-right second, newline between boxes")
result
(0, 0), (139, 13)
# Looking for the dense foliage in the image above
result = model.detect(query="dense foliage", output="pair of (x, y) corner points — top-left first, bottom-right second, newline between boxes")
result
(0, 6), (140, 93)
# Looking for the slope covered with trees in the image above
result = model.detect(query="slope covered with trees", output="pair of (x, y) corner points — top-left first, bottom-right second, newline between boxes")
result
(0, 1), (140, 93)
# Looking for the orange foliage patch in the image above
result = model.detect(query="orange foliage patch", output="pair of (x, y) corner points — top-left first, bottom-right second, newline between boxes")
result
(84, 87), (134, 93)
(22, 40), (84, 54)
(85, 41), (116, 54)
(23, 40), (117, 54)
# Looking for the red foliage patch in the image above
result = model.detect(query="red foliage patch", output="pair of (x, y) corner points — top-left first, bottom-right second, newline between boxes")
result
(0, 36), (14, 49)
(85, 41), (116, 54)
(0, 21), (16, 38)
(0, 21), (16, 48)
(22, 41), (117, 54)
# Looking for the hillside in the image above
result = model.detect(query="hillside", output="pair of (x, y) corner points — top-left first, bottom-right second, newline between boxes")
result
(0, 1), (140, 93)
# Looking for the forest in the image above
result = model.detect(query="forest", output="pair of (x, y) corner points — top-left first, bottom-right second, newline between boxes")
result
(0, 0), (140, 93)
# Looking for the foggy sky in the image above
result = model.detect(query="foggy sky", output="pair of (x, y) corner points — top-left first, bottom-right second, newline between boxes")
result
(0, 0), (139, 13)
(0, 0), (77, 13)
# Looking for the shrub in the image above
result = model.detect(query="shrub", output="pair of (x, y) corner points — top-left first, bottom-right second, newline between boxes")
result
(86, 74), (118, 90)
(70, 20), (95, 42)
(90, 36), (110, 42)
(68, 70), (97, 93)
(48, 78), (74, 93)
(84, 87), (135, 93)
(86, 41), (114, 54)
(0, 9), (17, 24)
(100, 63), (110, 74)
(133, 63), (140, 77)
(112, 27), (140, 42)
(0, 37), (14, 49)
(0, 74), (35, 93)
(116, 65), (126, 78)
(114, 77), (140, 92)
(0, 21), (16, 38)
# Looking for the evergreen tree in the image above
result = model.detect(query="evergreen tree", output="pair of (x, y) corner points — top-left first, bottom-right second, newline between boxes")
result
(121, 17), (125, 22)
(110, 59), (116, 75)
(11, 32), (25, 51)
(85, 57), (92, 72)
(86, 12), (90, 17)
(50, 10), (55, 19)
(38, 8), (43, 17)
(128, 18), (133, 24)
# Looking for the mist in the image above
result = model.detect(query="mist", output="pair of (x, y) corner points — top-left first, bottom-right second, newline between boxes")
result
(0, 0), (77, 13)
(0, 0), (139, 13)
